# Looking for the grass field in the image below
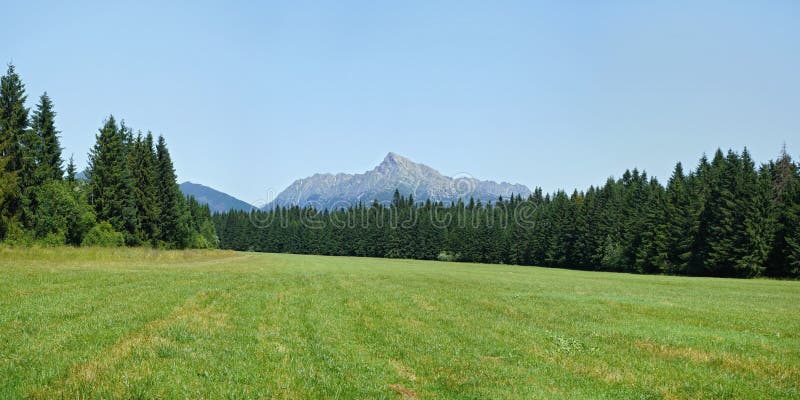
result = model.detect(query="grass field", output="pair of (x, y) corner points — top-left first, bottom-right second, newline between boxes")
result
(0, 247), (798, 399)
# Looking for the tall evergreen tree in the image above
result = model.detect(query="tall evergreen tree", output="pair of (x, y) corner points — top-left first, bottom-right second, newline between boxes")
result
(155, 135), (190, 248)
(129, 132), (160, 243)
(87, 115), (139, 243)
(636, 178), (668, 273)
(30, 92), (62, 180)
(0, 64), (29, 238)
(17, 125), (42, 229)
(663, 162), (695, 274)
(620, 169), (649, 271)
(737, 164), (775, 276)
(688, 154), (713, 274)
(19, 92), (64, 229)
(766, 146), (800, 276)
(702, 150), (741, 276)
(66, 154), (76, 183)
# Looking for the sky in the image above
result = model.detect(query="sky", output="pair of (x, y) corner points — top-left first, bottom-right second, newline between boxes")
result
(3, 1), (799, 204)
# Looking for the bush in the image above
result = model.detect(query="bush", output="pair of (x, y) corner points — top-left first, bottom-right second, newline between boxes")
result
(39, 232), (66, 247)
(81, 222), (125, 247)
(437, 251), (459, 262)
(189, 220), (219, 249)
(1, 220), (35, 247)
(601, 235), (625, 270)
(32, 181), (96, 245)
(190, 232), (211, 249)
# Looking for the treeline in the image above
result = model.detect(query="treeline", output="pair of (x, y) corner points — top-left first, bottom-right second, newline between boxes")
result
(215, 148), (800, 278)
(0, 64), (217, 248)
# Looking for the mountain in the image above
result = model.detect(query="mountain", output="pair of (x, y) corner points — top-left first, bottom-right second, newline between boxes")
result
(179, 182), (255, 213)
(265, 152), (531, 210)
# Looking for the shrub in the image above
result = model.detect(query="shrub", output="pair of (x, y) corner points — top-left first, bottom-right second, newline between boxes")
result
(437, 251), (458, 262)
(601, 235), (625, 270)
(189, 220), (219, 249)
(81, 222), (125, 247)
(1, 220), (34, 247)
(32, 181), (96, 245)
(190, 232), (211, 249)
(39, 232), (67, 247)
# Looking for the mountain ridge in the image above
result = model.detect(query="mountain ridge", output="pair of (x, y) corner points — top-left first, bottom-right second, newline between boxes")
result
(179, 182), (255, 213)
(264, 152), (531, 210)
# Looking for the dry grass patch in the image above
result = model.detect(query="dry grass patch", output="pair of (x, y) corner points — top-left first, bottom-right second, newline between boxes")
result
(388, 383), (419, 398)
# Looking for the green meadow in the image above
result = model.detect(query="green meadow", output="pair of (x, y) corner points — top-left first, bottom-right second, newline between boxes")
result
(0, 247), (798, 399)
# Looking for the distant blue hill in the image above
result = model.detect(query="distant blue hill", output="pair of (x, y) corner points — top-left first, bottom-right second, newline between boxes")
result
(179, 182), (255, 213)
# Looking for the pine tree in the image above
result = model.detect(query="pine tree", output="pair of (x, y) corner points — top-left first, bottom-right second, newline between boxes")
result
(701, 149), (763, 276)
(688, 154), (713, 275)
(155, 135), (190, 248)
(737, 164), (774, 276)
(620, 169), (649, 272)
(18, 123), (42, 228)
(545, 191), (576, 267)
(20, 93), (64, 229)
(66, 154), (76, 183)
(705, 150), (736, 275)
(636, 178), (668, 273)
(786, 192), (800, 276)
(766, 146), (800, 276)
(663, 162), (695, 274)
(596, 178), (624, 270)
(571, 187), (599, 269)
(0, 64), (29, 238)
(30, 92), (63, 181)
(87, 115), (139, 243)
(129, 132), (160, 243)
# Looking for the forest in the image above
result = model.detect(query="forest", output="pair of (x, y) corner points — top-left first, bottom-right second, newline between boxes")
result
(215, 148), (800, 278)
(0, 65), (217, 248)
(4, 63), (799, 278)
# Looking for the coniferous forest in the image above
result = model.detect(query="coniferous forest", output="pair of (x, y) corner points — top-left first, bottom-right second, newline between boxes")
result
(3, 64), (800, 278)
(0, 65), (217, 249)
(215, 147), (800, 279)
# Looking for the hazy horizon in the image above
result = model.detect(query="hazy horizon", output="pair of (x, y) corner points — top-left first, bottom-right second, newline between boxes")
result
(4, 1), (798, 203)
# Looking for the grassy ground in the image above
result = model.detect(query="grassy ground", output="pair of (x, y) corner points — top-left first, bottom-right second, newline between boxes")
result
(0, 247), (798, 399)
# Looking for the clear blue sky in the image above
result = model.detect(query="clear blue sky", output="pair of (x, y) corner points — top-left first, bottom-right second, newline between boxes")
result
(4, 1), (798, 204)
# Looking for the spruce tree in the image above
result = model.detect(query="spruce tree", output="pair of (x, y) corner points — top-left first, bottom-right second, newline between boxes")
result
(30, 92), (62, 180)
(663, 162), (695, 274)
(66, 154), (76, 183)
(20, 92), (64, 229)
(596, 179), (624, 270)
(155, 135), (190, 248)
(545, 191), (576, 267)
(129, 132), (160, 243)
(620, 169), (649, 271)
(767, 146), (800, 276)
(0, 64), (29, 237)
(636, 178), (669, 273)
(688, 154), (713, 274)
(18, 124), (42, 229)
(703, 150), (737, 275)
(737, 164), (774, 276)
(87, 116), (139, 243)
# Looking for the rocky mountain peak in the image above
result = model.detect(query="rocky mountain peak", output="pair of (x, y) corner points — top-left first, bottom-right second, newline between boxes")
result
(265, 153), (531, 210)
(380, 152), (411, 169)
